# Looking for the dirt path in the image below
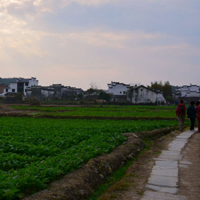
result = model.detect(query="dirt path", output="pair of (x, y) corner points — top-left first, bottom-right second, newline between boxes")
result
(97, 131), (200, 200)
(97, 130), (181, 200)
(178, 132), (200, 199)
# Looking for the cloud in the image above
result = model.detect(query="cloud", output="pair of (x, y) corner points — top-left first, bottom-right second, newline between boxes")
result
(0, 0), (199, 89)
(0, 12), (46, 58)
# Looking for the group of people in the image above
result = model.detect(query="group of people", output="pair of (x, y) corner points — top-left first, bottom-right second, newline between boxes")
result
(176, 100), (200, 132)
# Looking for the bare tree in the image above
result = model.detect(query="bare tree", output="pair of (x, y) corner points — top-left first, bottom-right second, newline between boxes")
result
(90, 82), (98, 90)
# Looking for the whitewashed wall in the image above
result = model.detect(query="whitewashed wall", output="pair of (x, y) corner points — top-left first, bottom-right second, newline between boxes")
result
(23, 78), (38, 95)
(131, 86), (157, 103)
(2, 82), (17, 95)
(189, 85), (199, 92)
(157, 93), (166, 103)
(108, 83), (130, 95)
(176, 85), (200, 98)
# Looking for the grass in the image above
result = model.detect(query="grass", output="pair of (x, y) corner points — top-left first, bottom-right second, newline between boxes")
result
(87, 138), (154, 200)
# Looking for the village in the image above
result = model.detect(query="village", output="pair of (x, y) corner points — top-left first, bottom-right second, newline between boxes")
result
(0, 78), (200, 200)
(0, 77), (199, 105)
(0, 77), (200, 105)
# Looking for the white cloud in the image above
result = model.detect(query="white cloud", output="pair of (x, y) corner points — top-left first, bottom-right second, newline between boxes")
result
(57, 29), (164, 50)
(0, 12), (45, 57)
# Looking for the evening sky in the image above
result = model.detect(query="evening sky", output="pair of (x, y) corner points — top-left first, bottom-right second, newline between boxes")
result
(0, 0), (199, 89)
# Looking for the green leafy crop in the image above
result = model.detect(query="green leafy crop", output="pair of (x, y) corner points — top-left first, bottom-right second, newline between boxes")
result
(0, 117), (179, 199)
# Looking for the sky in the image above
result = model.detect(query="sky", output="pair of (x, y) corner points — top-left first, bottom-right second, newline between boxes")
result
(0, 0), (200, 90)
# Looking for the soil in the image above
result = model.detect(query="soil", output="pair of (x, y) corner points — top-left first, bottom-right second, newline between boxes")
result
(0, 110), (177, 121)
(178, 132), (200, 200)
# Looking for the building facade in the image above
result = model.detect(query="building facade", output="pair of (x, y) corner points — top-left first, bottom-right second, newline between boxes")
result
(0, 77), (38, 97)
(128, 85), (166, 104)
(173, 85), (200, 99)
(26, 84), (83, 101)
(107, 81), (130, 95)
(107, 81), (130, 102)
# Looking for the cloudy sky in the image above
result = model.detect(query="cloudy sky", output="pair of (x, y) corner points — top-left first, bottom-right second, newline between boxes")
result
(0, 0), (199, 90)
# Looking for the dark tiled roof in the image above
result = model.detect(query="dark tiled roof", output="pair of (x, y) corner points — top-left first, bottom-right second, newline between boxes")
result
(18, 79), (30, 83)
(0, 78), (18, 85)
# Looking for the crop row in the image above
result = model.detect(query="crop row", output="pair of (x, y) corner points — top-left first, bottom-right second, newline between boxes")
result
(0, 117), (180, 199)
(11, 105), (176, 118)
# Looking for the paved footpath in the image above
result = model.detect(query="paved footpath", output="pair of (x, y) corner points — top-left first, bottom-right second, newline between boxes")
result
(141, 129), (197, 200)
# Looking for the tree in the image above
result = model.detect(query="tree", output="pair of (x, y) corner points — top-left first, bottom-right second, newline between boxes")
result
(150, 81), (174, 103)
(90, 82), (98, 90)
(98, 90), (111, 102)
(163, 81), (172, 97)
(86, 82), (99, 95)
(150, 81), (163, 92)
(127, 86), (134, 103)
(77, 93), (83, 100)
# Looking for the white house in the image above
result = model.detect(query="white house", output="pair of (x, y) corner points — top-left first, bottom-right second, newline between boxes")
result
(1, 77), (38, 97)
(107, 81), (130, 95)
(107, 81), (130, 102)
(173, 85), (200, 99)
(128, 85), (166, 104)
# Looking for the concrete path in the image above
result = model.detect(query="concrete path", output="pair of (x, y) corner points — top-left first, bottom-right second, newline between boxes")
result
(141, 129), (197, 200)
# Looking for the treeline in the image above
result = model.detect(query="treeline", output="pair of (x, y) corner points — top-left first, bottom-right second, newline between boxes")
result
(148, 81), (174, 102)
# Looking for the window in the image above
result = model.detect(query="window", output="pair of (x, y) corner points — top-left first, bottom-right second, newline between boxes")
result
(141, 89), (143, 91)
(123, 91), (126, 94)
(25, 83), (29, 86)
(12, 89), (15, 92)
(6, 89), (8, 92)
(120, 91), (122, 94)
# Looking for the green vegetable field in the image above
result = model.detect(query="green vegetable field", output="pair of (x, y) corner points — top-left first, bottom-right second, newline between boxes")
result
(0, 105), (182, 199)
(11, 105), (177, 118)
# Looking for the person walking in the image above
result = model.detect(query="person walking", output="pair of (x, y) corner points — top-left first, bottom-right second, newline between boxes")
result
(195, 101), (200, 133)
(176, 100), (186, 131)
(187, 101), (196, 131)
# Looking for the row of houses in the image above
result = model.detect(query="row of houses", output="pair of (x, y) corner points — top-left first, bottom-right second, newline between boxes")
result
(0, 77), (83, 101)
(172, 85), (200, 104)
(26, 84), (83, 100)
(0, 77), (199, 104)
(173, 85), (200, 99)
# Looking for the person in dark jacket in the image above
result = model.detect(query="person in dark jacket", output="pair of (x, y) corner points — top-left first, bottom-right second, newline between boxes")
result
(195, 101), (200, 133)
(175, 100), (186, 131)
(187, 101), (196, 131)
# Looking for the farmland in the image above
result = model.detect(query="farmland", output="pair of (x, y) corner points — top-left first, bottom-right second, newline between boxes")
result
(0, 105), (186, 199)
(11, 105), (177, 118)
